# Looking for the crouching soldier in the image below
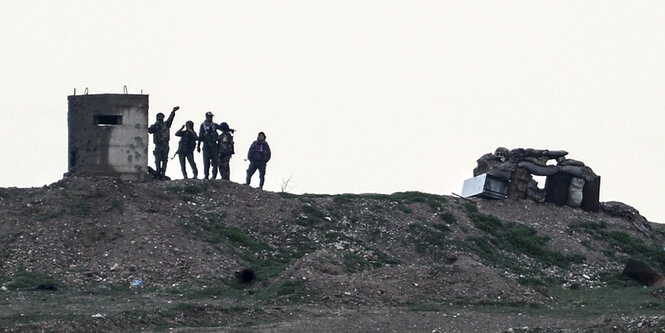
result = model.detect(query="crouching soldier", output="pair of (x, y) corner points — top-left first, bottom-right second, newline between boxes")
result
(175, 120), (199, 179)
(217, 122), (235, 181)
(245, 131), (271, 190)
(148, 106), (178, 179)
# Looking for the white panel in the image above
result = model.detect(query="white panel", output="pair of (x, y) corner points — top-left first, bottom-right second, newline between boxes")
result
(461, 174), (488, 198)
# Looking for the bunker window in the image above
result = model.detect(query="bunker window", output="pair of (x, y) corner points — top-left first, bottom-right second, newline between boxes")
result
(96, 115), (123, 126)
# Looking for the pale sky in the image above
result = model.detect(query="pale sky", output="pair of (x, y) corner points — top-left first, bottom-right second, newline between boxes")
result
(1, 1), (664, 223)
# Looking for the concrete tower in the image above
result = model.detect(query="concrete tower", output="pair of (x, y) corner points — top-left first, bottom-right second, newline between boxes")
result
(67, 93), (149, 181)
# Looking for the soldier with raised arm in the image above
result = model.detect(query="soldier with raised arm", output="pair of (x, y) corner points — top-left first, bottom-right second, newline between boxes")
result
(148, 106), (179, 179)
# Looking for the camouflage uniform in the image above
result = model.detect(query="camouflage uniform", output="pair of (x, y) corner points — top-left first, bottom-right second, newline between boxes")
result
(175, 127), (199, 179)
(217, 125), (235, 181)
(148, 110), (176, 177)
(198, 120), (220, 179)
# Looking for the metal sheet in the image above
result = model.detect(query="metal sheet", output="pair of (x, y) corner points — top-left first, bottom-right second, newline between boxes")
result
(461, 174), (508, 199)
(461, 174), (488, 198)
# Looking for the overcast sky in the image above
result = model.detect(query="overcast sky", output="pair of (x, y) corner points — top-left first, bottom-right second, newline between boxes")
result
(2, 1), (664, 223)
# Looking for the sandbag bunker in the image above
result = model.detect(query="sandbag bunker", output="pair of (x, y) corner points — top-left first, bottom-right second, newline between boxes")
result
(462, 147), (600, 212)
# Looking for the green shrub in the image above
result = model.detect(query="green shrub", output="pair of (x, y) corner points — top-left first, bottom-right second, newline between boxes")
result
(409, 222), (450, 255)
(389, 191), (447, 210)
(439, 211), (457, 224)
(332, 194), (357, 205)
(465, 211), (585, 271)
(396, 204), (413, 214)
(463, 202), (478, 214)
(343, 253), (372, 273)
(569, 221), (665, 271)
(296, 204), (327, 226)
(469, 212), (502, 235)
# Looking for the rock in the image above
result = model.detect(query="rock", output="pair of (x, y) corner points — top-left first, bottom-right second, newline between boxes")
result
(601, 201), (653, 237)
(623, 259), (665, 287)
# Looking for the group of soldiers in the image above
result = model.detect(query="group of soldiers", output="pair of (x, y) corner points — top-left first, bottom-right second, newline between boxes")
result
(147, 107), (271, 189)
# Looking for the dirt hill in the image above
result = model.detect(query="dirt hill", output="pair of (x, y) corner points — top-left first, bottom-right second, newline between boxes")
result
(2, 176), (665, 332)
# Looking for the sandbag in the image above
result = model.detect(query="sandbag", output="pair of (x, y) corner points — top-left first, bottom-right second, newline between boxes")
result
(558, 158), (585, 167)
(517, 161), (558, 176)
(544, 150), (568, 159)
(559, 165), (586, 178)
(567, 177), (585, 207)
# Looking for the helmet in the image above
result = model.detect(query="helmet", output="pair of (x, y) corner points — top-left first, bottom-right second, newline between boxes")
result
(205, 111), (214, 117)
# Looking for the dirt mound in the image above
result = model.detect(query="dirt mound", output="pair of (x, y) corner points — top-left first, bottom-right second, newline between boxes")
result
(2, 176), (665, 331)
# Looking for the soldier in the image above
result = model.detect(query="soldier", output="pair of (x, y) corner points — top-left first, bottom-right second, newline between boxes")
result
(197, 111), (221, 180)
(217, 122), (235, 181)
(245, 131), (271, 190)
(148, 106), (179, 179)
(174, 120), (199, 179)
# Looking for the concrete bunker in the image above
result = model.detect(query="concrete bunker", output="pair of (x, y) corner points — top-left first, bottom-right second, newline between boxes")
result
(67, 93), (149, 181)
(462, 148), (601, 212)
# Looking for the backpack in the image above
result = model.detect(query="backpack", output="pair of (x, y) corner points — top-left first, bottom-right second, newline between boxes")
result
(218, 132), (234, 155)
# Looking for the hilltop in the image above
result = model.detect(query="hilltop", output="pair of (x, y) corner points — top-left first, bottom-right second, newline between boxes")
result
(1, 176), (665, 332)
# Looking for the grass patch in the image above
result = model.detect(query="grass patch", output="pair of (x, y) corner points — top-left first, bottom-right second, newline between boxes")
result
(342, 247), (401, 272)
(183, 216), (314, 282)
(296, 203), (327, 226)
(274, 279), (306, 296)
(396, 204), (413, 214)
(545, 283), (665, 317)
(569, 221), (665, 271)
(439, 211), (456, 224)
(373, 248), (402, 266)
(70, 198), (92, 216)
(324, 231), (344, 240)
(465, 210), (585, 272)
(332, 194), (357, 205)
(166, 183), (209, 195)
(7, 271), (58, 290)
(389, 192), (448, 210)
(343, 253), (372, 273)
(35, 209), (66, 222)
(468, 212), (502, 235)
(463, 202), (479, 214)
(409, 222), (451, 255)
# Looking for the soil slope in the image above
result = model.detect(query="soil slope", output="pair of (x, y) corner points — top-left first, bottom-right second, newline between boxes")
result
(1, 176), (665, 332)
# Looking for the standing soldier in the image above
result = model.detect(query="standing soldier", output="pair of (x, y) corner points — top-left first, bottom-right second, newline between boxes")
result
(148, 106), (179, 179)
(245, 131), (271, 190)
(197, 111), (220, 180)
(217, 122), (235, 181)
(175, 120), (199, 179)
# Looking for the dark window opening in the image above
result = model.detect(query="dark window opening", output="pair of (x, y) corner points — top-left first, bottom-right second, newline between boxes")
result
(96, 115), (123, 125)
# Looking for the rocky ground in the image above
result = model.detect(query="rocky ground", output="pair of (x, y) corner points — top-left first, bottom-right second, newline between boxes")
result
(1, 176), (665, 332)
